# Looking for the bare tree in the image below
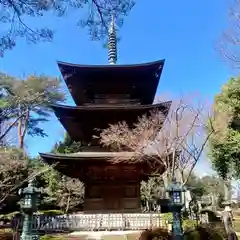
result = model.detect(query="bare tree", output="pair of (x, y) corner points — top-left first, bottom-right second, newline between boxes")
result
(217, 0), (240, 69)
(98, 96), (214, 190)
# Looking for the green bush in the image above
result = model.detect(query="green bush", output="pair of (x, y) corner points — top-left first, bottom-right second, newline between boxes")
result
(0, 233), (12, 240)
(139, 228), (171, 240)
(184, 224), (226, 240)
(37, 210), (64, 215)
(138, 223), (227, 240)
(233, 219), (240, 232)
(0, 212), (20, 221)
(205, 222), (227, 238)
(161, 213), (198, 231)
(0, 232), (20, 240)
(182, 220), (197, 231)
(200, 210), (221, 222)
(40, 235), (64, 240)
(161, 212), (173, 223)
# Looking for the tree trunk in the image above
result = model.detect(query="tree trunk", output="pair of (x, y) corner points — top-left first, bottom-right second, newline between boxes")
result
(17, 116), (23, 149)
(65, 192), (71, 214)
(224, 179), (231, 202)
(17, 109), (29, 149)
(19, 137), (24, 149)
(162, 171), (170, 198)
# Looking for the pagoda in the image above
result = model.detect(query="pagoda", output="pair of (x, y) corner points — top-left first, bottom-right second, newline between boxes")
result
(40, 16), (171, 213)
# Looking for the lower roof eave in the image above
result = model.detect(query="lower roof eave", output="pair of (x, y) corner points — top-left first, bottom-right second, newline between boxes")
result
(39, 152), (166, 179)
(39, 151), (163, 164)
(40, 151), (137, 160)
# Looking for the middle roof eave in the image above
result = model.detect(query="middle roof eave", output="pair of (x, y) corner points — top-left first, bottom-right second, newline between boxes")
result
(51, 101), (172, 116)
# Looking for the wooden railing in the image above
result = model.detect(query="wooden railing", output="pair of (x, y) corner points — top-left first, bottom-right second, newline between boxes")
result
(11, 213), (168, 233)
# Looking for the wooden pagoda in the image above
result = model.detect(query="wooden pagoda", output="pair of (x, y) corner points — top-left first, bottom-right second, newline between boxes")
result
(40, 17), (171, 213)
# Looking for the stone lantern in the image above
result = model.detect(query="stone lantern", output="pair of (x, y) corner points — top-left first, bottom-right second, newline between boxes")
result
(19, 179), (41, 240)
(167, 178), (185, 240)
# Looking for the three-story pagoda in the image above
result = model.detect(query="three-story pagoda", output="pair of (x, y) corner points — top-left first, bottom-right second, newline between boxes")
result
(40, 17), (171, 213)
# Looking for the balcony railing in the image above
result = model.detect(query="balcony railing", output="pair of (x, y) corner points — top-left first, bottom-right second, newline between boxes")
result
(11, 213), (168, 233)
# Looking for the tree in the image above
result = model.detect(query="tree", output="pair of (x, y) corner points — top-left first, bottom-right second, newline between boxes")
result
(52, 133), (81, 154)
(55, 176), (84, 213)
(217, 0), (240, 69)
(46, 134), (85, 213)
(0, 147), (52, 210)
(41, 168), (84, 213)
(208, 76), (240, 202)
(0, 73), (65, 148)
(98, 96), (214, 190)
(208, 76), (240, 179)
(0, 0), (134, 56)
(200, 175), (224, 197)
(185, 173), (206, 199)
(141, 177), (164, 203)
(200, 175), (225, 207)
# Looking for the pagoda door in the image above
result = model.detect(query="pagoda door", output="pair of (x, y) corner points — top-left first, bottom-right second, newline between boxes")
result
(102, 185), (122, 212)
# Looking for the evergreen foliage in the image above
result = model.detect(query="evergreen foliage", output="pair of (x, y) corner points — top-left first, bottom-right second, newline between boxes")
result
(32, 158), (84, 213)
(0, 0), (135, 55)
(209, 76), (240, 179)
(40, 167), (84, 213)
(0, 73), (65, 148)
(0, 71), (84, 213)
(52, 133), (81, 154)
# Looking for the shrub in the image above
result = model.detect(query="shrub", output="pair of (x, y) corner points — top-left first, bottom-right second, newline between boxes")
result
(0, 212), (20, 222)
(0, 231), (19, 240)
(161, 212), (173, 229)
(40, 235), (64, 240)
(184, 224), (226, 240)
(200, 210), (221, 222)
(139, 228), (171, 240)
(0, 233), (13, 240)
(37, 210), (64, 216)
(233, 210), (240, 217)
(139, 223), (227, 240)
(233, 219), (240, 232)
(161, 213), (197, 231)
(161, 213), (173, 223)
(182, 220), (197, 231)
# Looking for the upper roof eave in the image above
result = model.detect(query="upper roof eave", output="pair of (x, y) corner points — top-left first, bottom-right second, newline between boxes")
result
(57, 59), (165, 70)
(50, 101), (172, 112)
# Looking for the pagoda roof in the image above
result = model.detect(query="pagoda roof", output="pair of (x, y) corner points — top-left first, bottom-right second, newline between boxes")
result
(51, 101), (171, 114)
(51, 101), (172, 142)
(40, 151), (136, 161)
(57, 59), (165, 106)
(39, 151), (165, 180)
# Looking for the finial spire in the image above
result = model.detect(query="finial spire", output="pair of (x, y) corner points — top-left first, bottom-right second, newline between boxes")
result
(108, 14), (117, 65)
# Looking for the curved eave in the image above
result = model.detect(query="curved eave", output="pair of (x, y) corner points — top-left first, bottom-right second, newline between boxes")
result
(40, 152), (136, 161)
(39, 151), (164, 166)
(57, 59), (165, 106)
(51, 102), (172, 142)
(39, 152), (166, 180)
(57, 59), (165, 71)
(51, 101), (172, 117)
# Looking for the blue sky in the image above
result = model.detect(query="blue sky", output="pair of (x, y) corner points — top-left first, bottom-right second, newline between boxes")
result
(0, 0), (233, 175)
